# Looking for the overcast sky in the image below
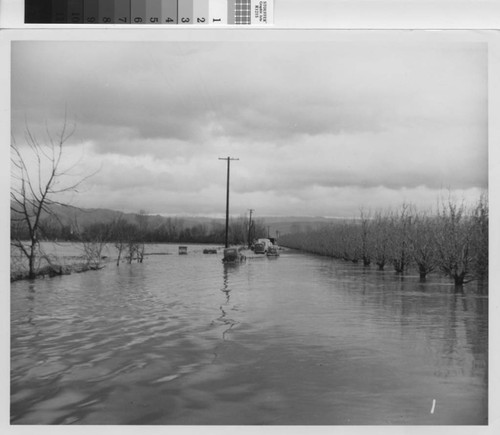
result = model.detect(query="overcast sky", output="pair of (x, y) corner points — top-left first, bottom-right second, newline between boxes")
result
(10, 40), (487, 218)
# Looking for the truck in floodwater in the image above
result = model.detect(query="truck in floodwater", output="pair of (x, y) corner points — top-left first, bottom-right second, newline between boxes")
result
(254, 238), (272, 254)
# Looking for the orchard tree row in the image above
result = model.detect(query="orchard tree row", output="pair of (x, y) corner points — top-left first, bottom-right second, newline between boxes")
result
(279, 197), (488, 288)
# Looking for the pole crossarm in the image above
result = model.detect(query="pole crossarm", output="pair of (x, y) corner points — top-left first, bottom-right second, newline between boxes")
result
(218, 157), (240, 162)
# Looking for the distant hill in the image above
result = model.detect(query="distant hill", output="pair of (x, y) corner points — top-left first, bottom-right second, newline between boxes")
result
(262, 216), (344, 238)
(12, 203), (344, 236)
(25, 204), (221, 229)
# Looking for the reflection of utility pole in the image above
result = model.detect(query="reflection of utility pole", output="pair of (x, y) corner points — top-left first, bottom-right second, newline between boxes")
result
(248, 209), (254, 248)
(219, 156), (239, 248)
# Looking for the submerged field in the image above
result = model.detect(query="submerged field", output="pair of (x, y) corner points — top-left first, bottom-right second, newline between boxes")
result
(11, 243), (488, 425)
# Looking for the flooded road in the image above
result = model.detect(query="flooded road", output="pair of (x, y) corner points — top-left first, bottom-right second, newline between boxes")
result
(10, 244), (488, 425)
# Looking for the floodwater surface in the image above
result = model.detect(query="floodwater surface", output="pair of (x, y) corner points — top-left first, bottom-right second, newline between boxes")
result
(10, 244), (488, 425)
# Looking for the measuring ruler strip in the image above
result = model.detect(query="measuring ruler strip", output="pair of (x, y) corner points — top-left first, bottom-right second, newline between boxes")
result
(209, 0), (226, 24)
(146, 0), (162, 24)
(131, 1), (146, 23)
(193, 0), (209, 25)
(178, 0), (193, 24)
(25, 0), (273, 25)
(84, 0), (98, 23)
(161, 0), (178, 24)
(98, 0), (114, 23)
(115, 0), (131, 23)
(68, 0), (83, 23)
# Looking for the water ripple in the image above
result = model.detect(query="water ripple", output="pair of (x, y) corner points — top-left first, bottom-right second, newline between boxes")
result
(11, 244), (488, 425)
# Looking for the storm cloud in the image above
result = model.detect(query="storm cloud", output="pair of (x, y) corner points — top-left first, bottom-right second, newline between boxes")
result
(10, 38), (487, 217)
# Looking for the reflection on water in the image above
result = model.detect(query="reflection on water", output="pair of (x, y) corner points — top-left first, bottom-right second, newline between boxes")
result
(11, 245), (487, 425)
(217, 265), (238, 341)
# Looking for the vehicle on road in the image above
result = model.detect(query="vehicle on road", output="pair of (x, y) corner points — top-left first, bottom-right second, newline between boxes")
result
(266, 245), (280, 257)
(254, 238), (272, 254)
(222, 247), (246, 263)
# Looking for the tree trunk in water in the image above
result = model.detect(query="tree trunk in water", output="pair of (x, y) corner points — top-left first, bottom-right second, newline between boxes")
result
(28, 243), (37, 280)
(28, 255), (36, 280)
(454, 272), (466, 288)
(418, 265), (427, 282)
(393, 259), (404, 274)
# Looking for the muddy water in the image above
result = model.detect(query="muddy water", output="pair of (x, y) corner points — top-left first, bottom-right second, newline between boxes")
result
(10, 244), (488, 424)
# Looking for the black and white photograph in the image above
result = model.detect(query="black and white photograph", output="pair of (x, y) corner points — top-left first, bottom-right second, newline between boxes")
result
(6, 28), (495, 428)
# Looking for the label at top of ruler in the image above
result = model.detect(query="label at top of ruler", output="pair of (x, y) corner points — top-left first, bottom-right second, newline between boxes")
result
(250, 0), (272, 25)
(24, 1), (274, 25)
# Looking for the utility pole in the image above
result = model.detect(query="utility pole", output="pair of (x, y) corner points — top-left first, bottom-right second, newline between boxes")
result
(219, 157), (239, 248)
(248, 209), (254, 248)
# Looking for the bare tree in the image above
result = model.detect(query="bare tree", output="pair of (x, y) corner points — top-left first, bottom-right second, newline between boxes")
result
(10, 119), (93, 279)
(338, 221), (355, 261)
(359, 208), (372, 266)
(75, 221), (111, 270)
(470, 194), (488, 286)
(408, 212), (439, 282)
(388, 204), (414, 274)
(134, 209), (149, 263)
(111, 215), (131, 266)
(372, 211), (391, 271)
(435, 198), (474, 287)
